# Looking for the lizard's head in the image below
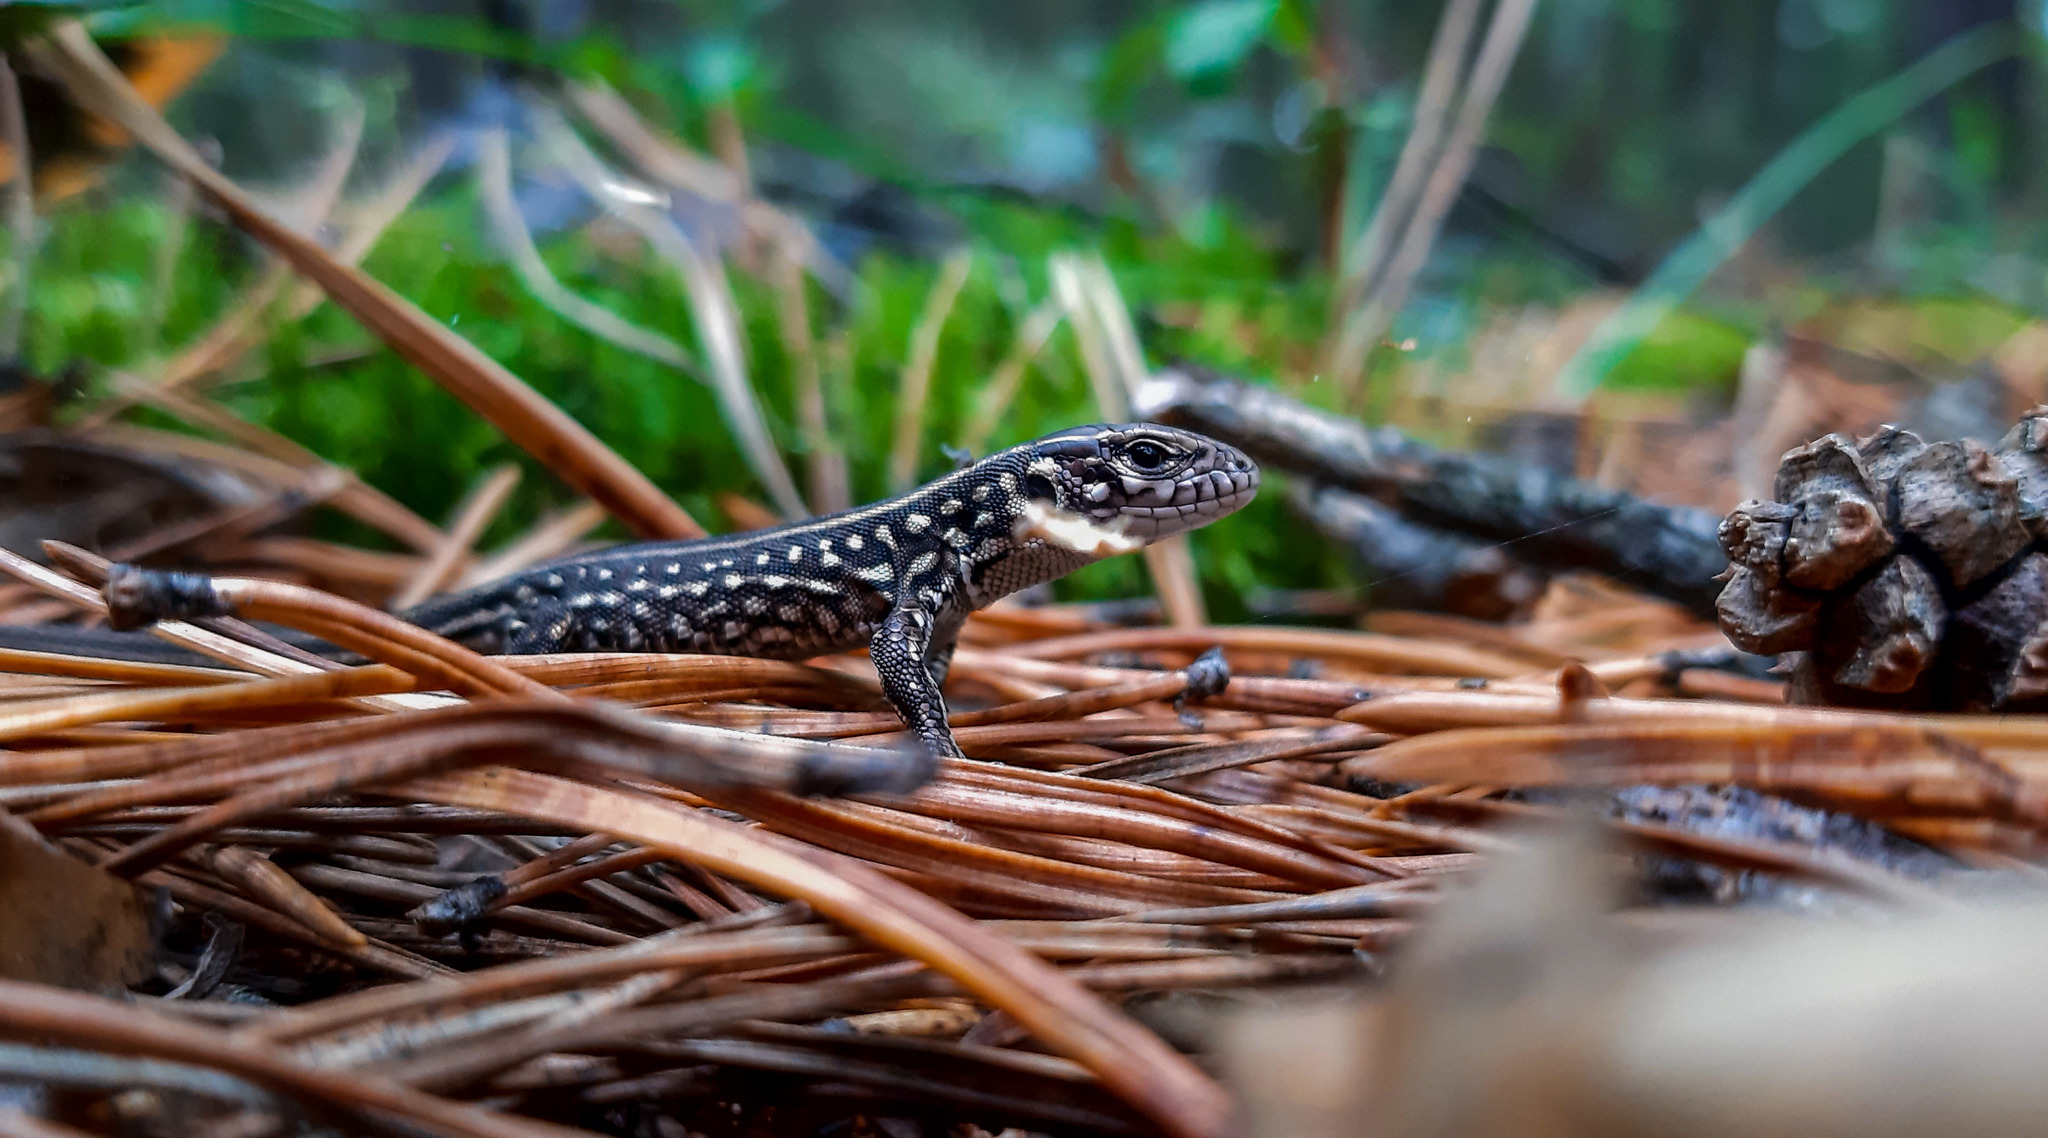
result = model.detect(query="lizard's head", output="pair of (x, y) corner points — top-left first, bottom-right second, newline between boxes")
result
(1008, 422), (1260, 556)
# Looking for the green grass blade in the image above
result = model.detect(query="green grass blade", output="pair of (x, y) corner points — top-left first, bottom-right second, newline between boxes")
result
(1554, 23), (2030, 401)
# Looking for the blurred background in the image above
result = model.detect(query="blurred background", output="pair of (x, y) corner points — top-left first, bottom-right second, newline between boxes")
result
(9, 0), (2048, 620)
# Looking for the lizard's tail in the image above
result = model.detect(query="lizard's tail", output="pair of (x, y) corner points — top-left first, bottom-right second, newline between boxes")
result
(396, 580), (519, 652)
(0, 623), (227, 667)
(0, 579), (516, 668)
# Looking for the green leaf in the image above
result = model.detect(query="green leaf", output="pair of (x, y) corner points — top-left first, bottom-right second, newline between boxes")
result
(1164, 0), (1278, 87)
(1091, 15), (1167, 126)
(685, 35), (756, 101)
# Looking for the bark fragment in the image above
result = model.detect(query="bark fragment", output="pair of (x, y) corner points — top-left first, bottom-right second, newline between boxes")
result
(1715, 500), (1820, 655)
(1948, 553), (2048, 709)
(1856, 422), (1929, 488)
(1137, 367), (1728, 617)
(1291, 482), (1546, 622)
(1893, 439), (2029, 589)
(1994, 408), (2048, 540)
(1772, 435), (1894, 591)
(1813, 555), (1945, 694)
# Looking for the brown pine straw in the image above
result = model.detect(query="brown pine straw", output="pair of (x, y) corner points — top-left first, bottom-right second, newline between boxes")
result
(24, 701), (933, 867)
(190, 841), (368, 948)
(390, 463), (522, 610)
(1345, 719), (2042, 827)
(13, 470), (2048, 1128)
(1001, 624), (1534, 678)
(129, 863), (444, 979)
(0, 642), (243, 687)
(25, 23), (705, 541)
(0, 664), (418, 747)
(0, 980), (589, 1138)
(241, 910), (822, 1044)
(0, 546), (370, 689)
(399, 766), (1237, 1138)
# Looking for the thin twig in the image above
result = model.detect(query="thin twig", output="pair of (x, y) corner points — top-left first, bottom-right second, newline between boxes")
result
(1050, 255), (1121, 419)
(99, 374), (449, 554)
(1327, 0), (1484, 336)
(889, 247), (973, 492)
(1331, 0), (1541, 404)
(960, 298), (1062, 457)
(0, 52), (35, 360)
(562, 78), (851, 295)
(773, 249), (848, 514)
(458, 501), (607, 589)
(26, 23), (703, 540)
(85, 132), (457, 435)
(819, 322), (860, 512)
(475, 128), (703, 378)
(0, 544), (432, 715)
(0, 981), (587, 1138)
(1054, 256), (1206, 627)
(534, 106), (808, 519)
(144, 155), (200, 352)
(390, 464), (522, 610)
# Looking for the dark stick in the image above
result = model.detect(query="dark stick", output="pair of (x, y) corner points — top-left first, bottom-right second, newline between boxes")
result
(1289, 481), (1549, 621)
(1136, 367), (1729, 616)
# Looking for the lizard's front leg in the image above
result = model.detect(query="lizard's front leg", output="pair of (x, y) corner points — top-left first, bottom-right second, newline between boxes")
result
(871, 602), (963, 759)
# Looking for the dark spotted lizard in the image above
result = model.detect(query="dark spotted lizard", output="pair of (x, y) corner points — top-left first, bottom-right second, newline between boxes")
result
(400, 422), (1259, 757)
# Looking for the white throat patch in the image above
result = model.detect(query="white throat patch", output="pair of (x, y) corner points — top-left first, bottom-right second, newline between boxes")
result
(1014, 499), (1144, 558)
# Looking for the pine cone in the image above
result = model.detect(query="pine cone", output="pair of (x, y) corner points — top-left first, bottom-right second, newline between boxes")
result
(1718, 411), (2048, 711)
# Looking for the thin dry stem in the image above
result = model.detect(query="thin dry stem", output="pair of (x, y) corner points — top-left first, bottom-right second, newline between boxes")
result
(1330, 0), (1540, 403)
(475, 128), (703, 378)
(960, 298), (1063, 456)
(26, 24), (703, 540)
(390, 464), (522, 610)
(0, 52), (35, 359)
(889, 247), (974, 492)
(534, 106), (807, 518)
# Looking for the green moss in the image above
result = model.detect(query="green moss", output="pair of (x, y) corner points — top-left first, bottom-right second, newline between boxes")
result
(1601, 309), (1750, 395)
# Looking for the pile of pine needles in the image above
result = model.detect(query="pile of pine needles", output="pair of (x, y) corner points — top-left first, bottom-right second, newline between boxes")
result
(3, 530), (2044, 1137)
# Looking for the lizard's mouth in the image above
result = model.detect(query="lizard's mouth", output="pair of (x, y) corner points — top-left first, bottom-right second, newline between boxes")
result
(1100, 462), (1261, 540)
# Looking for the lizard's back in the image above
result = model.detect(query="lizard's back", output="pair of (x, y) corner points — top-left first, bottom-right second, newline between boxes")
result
(404, 519), (897, 659)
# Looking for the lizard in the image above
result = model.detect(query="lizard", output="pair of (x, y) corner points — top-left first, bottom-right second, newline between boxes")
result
(395, 422), (1260, 758)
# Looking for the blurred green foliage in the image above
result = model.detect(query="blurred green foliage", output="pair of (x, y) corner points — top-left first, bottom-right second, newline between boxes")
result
(15, 0), (2048, 616)
(21, 178), (1355, 616)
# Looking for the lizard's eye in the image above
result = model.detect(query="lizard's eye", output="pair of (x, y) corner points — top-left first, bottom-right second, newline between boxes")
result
(1125, 441), (1170, 471)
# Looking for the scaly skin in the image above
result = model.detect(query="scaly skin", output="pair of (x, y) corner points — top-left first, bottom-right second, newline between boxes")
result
(404, 423), (1261, 756)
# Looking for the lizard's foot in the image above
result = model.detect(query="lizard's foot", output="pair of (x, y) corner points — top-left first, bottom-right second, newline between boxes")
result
(920, 728), (965, 762)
